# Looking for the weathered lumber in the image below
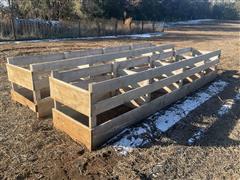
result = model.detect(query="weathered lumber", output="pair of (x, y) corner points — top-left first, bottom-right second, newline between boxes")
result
(50, 47), (220, 151)
(30, 44), (174, 72)
(8, 43), (153, 66)
(7, 43), (158, 118)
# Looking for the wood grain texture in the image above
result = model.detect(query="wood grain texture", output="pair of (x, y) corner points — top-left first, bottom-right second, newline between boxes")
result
(50, 77), (90, 116)
(7, 64), (34, 90)
(30, 44), (174, 72)
(53, 108), (92, 150)
(11, 90), (37, 112)
(7, 43), (153, 66)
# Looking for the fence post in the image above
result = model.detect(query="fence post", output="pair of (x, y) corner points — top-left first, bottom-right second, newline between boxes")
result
(78, 20), (81, 37)
(152, 21), (155, 32)
(114, 19), (118, 35)
(141, 20), (144, 33)
(129, 22), (132, 34)
(10, 18), (17, 40)
(96, 19), (101, 36)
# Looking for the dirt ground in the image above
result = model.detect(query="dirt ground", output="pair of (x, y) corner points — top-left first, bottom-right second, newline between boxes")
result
(0, 20), (239, 179)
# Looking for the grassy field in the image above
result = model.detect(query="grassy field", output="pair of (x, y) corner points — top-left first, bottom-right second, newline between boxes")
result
(0, 20), (239, 179)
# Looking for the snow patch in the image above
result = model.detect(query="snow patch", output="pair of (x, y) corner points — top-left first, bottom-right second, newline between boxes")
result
(188, 89), (240, 145)
(166, 19), (214, 27)
(187, 128), (205, 145)
(0, 32), (164, 45)
(217, 89), (240, 116)
(155, 81), (227, 132)
(217, 100), (235, 116)
(110, 80), (228, 155)
(235, 91), (240, 100)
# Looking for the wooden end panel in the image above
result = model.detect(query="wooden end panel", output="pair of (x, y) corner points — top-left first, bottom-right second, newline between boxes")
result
(37, 97), (54, 118)
(7, 64), (34, 90)
(53, 109), (92, 150)
(11, 90), (37, 112)
(50, 77), (90, 116)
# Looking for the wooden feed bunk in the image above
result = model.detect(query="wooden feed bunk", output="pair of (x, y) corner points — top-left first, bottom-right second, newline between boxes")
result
(7, 43), (175, 118)
(49, 45), (221, 150)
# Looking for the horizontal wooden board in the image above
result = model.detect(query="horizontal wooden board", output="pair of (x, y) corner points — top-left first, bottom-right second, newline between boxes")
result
(91, 50), (221, 95)
(11, 90), (37, 112)
(7, 43), (153, 66)
(30, 44), (174, 72)
(7, 64), (34, 90)
(115, 51), (174, 70)
(93, 59), (219, 114)
(57, 64), (113, 82)
(50, 77), (90, 116)
(53, 108), (92, 150)
(92, 71), (217, 148)
(175, 47), (192, 55)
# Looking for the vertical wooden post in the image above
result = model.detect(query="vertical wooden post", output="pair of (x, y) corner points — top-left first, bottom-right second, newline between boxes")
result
(114, 19), (118, 35)
(32, 72), (41, 104)
(54, 101), (61, 110)
(33, 90), (41, 103)
(78, 21), (81, 37)
(129, 22), (132, 34)
(146, 56), (154, 102)
(11, 82), (18, 92)
(111, 62), (118, 96)
(88, 84), (97, 129)
(152, 21), (155, 32)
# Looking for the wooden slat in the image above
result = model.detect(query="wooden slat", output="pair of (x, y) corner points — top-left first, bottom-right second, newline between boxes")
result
(175, 47), (192, 55)
(7, 43), (152, 66)
(132, 43), (154, 49)
(92, 71), (217, 149)
(66, 49), (103, 59)
(116, 56), (150, 70)
(91, 50), (221, 96)
(30, 44), (174, 72)
(58, 50), (173, 83)
(115, 51), (174, 70)
(11, 90), (37, 112)
(7, 54), (65, 66)
(53, 108), (92, 150)
(58, 64), (113, 82)
(6, 64), (34, 90)
(50, 77), (90, 116)
(103, 45), (131, 53)
(74, 74), (112, 90)
(93, 59), (219, 114)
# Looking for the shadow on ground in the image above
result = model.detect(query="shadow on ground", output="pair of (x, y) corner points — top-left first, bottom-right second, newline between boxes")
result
(145, 70), (240, 149)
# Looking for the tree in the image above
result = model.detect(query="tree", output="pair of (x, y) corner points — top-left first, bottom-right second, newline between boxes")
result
(81, 0), (104, 18)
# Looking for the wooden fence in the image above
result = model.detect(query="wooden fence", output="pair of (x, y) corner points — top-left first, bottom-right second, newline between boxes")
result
(0, 18), (164, 40)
